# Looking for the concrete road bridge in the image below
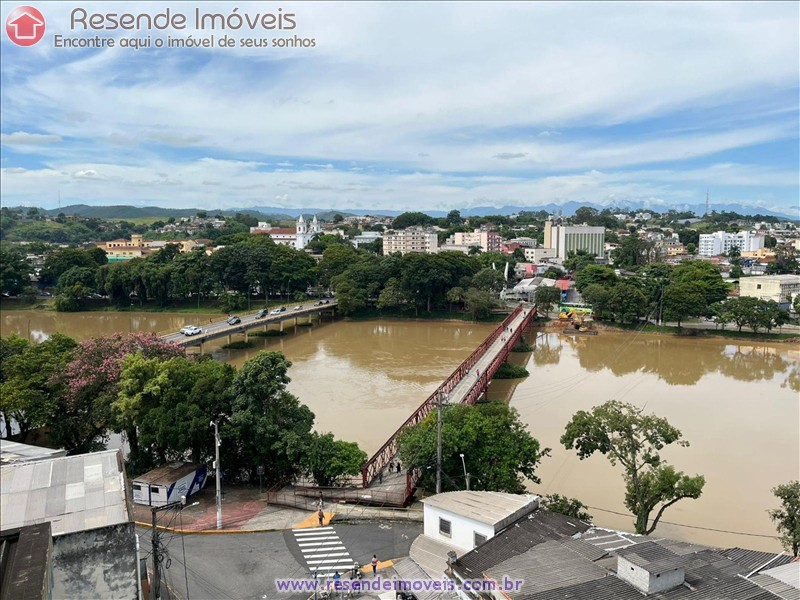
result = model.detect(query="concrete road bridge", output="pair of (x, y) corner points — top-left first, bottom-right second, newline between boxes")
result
(159, 300), (338, 350)
(267, 304), (537, 510)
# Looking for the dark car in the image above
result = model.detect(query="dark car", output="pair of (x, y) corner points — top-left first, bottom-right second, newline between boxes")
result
(226, 315), (241, 325)
(256, 308), (269, 319)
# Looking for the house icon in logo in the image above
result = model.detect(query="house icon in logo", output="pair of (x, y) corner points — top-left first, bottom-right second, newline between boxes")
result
(5, 6), (46, 46)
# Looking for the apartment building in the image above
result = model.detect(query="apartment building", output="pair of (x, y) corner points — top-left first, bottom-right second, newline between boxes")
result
(698, 230), (764, 256)
(383, 227), (439, 255)
(543, 221), (605, 259)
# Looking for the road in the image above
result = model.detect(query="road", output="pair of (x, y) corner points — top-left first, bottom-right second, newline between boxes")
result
(137, 521), (420, 600)
(658, 318), (800, 335)
(161, 300), (337, 345)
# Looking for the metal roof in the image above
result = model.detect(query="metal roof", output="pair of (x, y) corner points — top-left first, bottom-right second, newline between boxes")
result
(409, 533), (462, 579)
(423, 491), (538, 527)
(760, 562), (800, 592)
(616, 540), (685, 574)
(132, 461), (201, 486)
(0, 450), (130, 536)
(0, 440), (66, 465)
(392, 558), (460, 600)
(721, 548), (795, 573)
(453, 509), (589, 578)
(749, 572), (800, 600)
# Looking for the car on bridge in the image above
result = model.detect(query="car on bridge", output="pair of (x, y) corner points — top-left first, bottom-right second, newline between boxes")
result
(256, 308), (269, 319)
(226, 315), (241, 325)
(179, 325), (203, 336)
(269, 307), (286, 315)
(293, 305), (303, 311)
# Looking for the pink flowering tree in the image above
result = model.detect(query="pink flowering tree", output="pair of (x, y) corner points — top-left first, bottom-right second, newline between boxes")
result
(57, 332), (185, 454)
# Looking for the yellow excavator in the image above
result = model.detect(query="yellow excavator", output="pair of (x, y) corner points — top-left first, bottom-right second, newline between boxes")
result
(558, 305), (596, 334)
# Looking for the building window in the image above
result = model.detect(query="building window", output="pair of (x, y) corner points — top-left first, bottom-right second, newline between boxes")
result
(133, 484), (142, 492)
(757, 284), (761, 289)
(439, 518), (451, 537)
(151, 486), (160, 494)
(474, 532), (487, 547)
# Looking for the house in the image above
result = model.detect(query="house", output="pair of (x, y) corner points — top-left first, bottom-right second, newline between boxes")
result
(0, 449), (140, 599)
(7, 10), (44, 41)
(132, 461), (207, 506)
(444, 507), (797, 600)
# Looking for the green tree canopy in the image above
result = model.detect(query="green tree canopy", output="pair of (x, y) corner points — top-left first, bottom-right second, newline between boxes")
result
(398, 401), (548, 494)
(561, 400), (705, 535)
(0, 247), (33, 295)
(662, 282), (707, 326)
(769, 481), (800, 556)
(575, 265), (618, 293)
(302, 432), (367, 487)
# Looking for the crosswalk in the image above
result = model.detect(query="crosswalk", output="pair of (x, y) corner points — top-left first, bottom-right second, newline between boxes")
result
(292, 526), (356, 578)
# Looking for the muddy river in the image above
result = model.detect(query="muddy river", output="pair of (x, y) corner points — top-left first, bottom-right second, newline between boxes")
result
(2, 310), (797, 551)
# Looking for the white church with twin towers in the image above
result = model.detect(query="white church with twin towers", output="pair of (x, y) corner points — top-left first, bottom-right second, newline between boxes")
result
(249, 214), (323, 250)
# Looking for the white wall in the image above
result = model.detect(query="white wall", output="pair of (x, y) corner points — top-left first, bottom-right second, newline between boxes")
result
(423, 504), (495, 552)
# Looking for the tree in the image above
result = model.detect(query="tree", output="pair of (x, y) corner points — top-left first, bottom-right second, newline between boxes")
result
(332, 213), (344, 224)
(563, 250), (596, 273)
(392, 212), (435, 229)
(446, 286), (465, 311)
(686, 243), (698, 255)
(612, 235), (652, 270)
(581, 283), (611, 320)
(540, 494), (592, 522)
(224, 352), (314, 485)
(535, 285), (561, 316)
(331, 277), (367, 315)
(768, 481), (800, 556)
(607, 283), (648, 324)
(471, 268), (505, 293)
(575, 265), (617, 293)
(0, 334), (77, 442)
(445, 210), (462, 226)
(662, 282), (707, 326)
(376, 277), (409, 311)
(397, 402), (547, 494)
(464, 287), (496, 320)
(302, 432), (367, 486)
(561, 400), (705, 534)
(0, 247), (33, 295)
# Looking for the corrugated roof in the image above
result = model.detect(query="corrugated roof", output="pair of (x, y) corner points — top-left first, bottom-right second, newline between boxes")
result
(760, 562), (800, 591)
(409, 533), (462, 579)
(453, 510), (589, 578)
(392, 558), (460, 600)
(0, 450), (130, 536)
(616, 540), (684, 574)
(423, 491), (537, 527)
(133, 461), (201, 485)
(721, 548), (795, 573)
(750, 572), (800, 600)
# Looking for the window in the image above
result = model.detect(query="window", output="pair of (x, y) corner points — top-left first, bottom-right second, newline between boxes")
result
(474, 532), (487, 548)
(151, 486), (160, 494)
(133, 484), (142, 492)
(757, 284), (762, 289)
(439, 518), (451, 537)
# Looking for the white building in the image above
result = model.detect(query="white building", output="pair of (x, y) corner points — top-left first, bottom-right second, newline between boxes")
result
(698, 230), (764, 256)
(250, 215), (322, 250)
(523, 247), (557, 262)
(447, 229), (502, 253)
(543, 221), (605, 259)
(739, 274), (800, 305)
(383, 227), (439, 255)
(352, 231), (383, 248)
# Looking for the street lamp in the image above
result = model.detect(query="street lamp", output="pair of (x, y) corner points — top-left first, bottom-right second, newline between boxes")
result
(459, 453), (470, 491)
(210, 420), (222, 529)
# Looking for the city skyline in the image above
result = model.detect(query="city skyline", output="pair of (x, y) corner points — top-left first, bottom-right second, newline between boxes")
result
(1, 2), (798, 215)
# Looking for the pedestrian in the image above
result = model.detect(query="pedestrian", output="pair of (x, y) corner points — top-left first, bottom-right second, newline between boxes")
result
(378, 470), (383, 483)
(388, 461), (394, 473)
(396, 461), (401, 474)
(371, 555), (378, 576)
(318, 508), (324, 526)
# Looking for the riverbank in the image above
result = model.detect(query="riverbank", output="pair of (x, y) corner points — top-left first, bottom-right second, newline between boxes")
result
(0, 297), (304, 315)
(536, 317), (799, 343)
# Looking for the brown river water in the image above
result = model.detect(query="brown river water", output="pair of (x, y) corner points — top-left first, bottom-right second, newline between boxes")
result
(2, 310), (798, 551)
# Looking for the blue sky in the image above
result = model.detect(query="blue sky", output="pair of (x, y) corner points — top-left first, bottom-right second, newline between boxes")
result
(1, 1), (798, 215)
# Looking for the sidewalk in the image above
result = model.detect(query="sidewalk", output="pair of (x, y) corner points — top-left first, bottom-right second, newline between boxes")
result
(132, 485), (423, 533)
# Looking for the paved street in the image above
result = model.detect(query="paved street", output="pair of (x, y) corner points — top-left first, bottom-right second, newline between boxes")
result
(137, 520), (421, 600)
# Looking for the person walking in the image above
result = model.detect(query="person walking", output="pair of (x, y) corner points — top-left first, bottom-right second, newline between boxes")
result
(318, 508), (325, 526)
(371, 555), (378, 576)
(396, 461), (401, 474)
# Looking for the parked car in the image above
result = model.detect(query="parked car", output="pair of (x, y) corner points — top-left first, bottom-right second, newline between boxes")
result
(226, 315), (241, 325)
(179, 325), (202, 336)
(256, 308), (269, 319)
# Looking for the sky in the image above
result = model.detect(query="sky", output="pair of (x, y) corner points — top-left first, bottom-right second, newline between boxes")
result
(1, 1), (798, 215)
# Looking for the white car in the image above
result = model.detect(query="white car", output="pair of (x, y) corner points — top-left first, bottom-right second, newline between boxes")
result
(270, 308), (283, 315)
(179, 325), (202, 336)
(294, 305), (303, 311)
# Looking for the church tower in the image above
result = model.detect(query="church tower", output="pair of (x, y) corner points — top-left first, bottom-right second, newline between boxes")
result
(297, 214), (307, 234)
(311, 215), (321, 233)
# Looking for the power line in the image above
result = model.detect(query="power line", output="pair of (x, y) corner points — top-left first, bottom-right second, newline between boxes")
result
(586, 505), (777, 539)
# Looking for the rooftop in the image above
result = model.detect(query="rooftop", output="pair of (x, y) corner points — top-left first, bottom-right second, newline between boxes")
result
(0, 440), (66, 465)
(422, 491), (538, 527)
(0, 450), (130, 536)
(132, 461), (201, 485)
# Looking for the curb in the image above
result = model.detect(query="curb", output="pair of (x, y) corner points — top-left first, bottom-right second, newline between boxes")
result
(134, 520), (281, 534)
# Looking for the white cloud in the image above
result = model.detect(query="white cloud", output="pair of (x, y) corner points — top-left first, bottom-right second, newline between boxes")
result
(1, 131), (61, 144)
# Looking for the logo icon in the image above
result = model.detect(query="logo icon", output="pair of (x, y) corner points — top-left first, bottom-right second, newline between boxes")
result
(6, 6), (46, 46)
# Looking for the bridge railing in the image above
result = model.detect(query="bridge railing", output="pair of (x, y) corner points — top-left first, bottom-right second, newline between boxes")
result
(361, 304), (535, 488)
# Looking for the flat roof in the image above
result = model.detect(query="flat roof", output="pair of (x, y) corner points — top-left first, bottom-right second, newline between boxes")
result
(0, 440), (66, 465)
(133, 461), (202, 486)
(0, 450), (130, 536)
(423, 491), (537, 526)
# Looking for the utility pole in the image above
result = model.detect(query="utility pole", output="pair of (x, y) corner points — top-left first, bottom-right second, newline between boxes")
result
(210, 420), (222, 529)
(151, 507), (160, 600)
(436, 390), (443, 494)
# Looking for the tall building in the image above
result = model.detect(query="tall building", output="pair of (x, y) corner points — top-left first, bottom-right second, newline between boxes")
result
(698, 231), (764, 256)
(383, 228), (439, 255)
(543, 220), (604, 260)
(739, 274), (800, 305)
